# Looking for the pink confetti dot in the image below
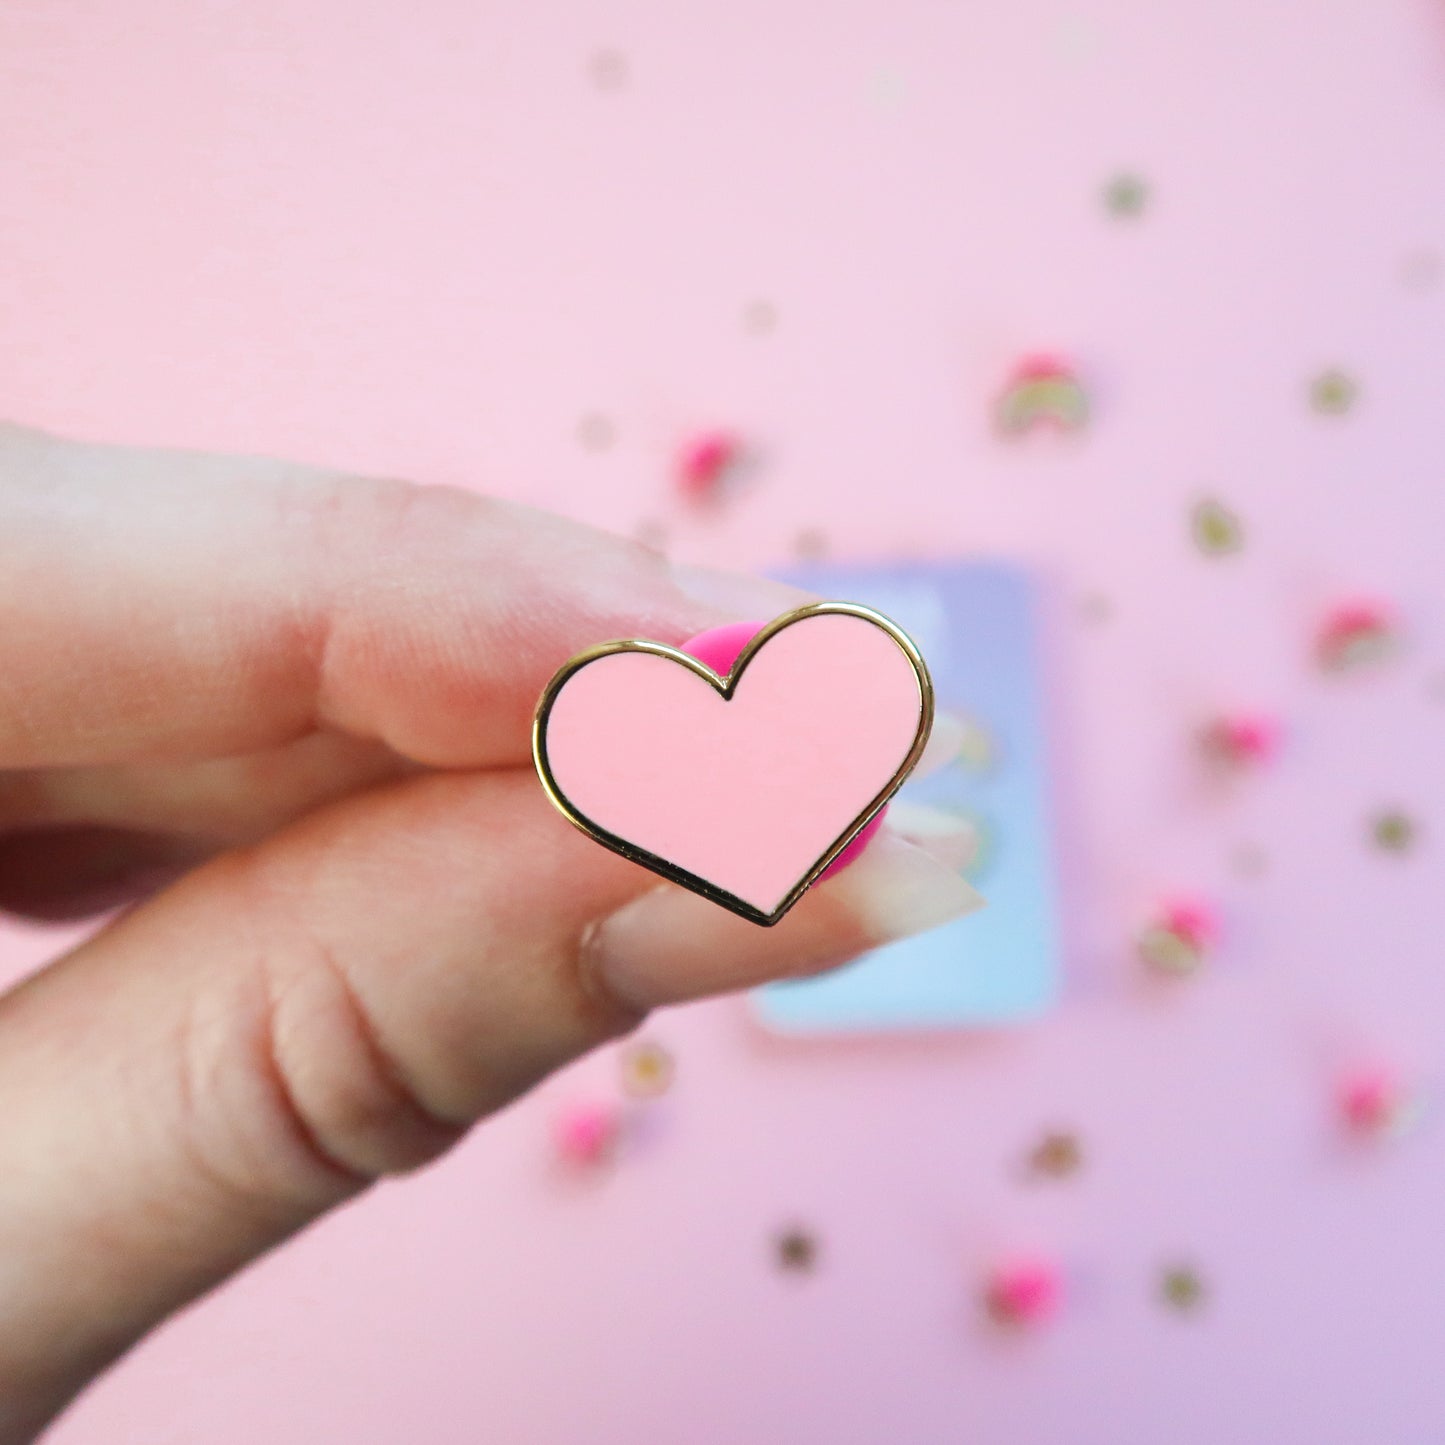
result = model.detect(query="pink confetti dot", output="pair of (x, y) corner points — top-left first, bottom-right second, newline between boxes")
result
(676, 430), (745, 502)
(1138, 896), (1221, 975)
(995, 354), (1090, 435)
(984, 1254), (1064, 1325)
(553, 1100), (622, 1166)
(1317, 599), (1399, 672)
(1337, 1063), (1422, 1140)
(1202, 713), (1283, 767)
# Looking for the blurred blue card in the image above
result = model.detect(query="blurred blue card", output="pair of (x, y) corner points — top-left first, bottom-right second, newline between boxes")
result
(753, 561), (1060, 1034)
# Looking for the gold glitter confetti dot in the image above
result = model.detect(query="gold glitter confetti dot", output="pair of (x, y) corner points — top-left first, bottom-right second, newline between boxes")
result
(619, 1039), (675, 1098)
(1138, 925), (1204, 976)
(1371, 810), (1417, 854)
(1191, 498), (1244, 556)
(1103, 173), (1149, 218)
(774, 1226), (819, 1274)
(1028, 1130), (1084, 1179)
(1310, 369), (1357, 416)
(1160, 1265), (1206, 1312)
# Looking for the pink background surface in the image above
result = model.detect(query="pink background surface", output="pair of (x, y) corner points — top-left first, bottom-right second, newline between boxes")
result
(3, 1), (1445, 1440)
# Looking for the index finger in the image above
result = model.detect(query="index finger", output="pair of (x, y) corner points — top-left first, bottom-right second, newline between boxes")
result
(0, 427), (799, 768)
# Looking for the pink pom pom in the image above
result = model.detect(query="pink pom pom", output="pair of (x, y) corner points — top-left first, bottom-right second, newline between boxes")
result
(1163, 898), (1221, 950)
(995, 354), (1090, 435)
(1138, 896), (1220, 975)
(984, 1254), (1064, 1325)
(1337, 1062), (1423, 1140)
(1317, 599), (1400, 673)
(1202, 713), (1283, 767)
(680, 621), (765, 675)
(1014, 353), (1072, 382)
(676, 430), (746, 502)
(553, 1100), (622, 1166)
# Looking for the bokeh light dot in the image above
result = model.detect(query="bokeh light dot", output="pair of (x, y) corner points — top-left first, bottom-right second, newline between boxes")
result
(1160, 1264), (1207, 1313)
(742, 299), (778, 335)
(577, 413), (615, 452)
(1102, 172), (1150, 218)
(1191, 498), (1244, 557)
(588, 48), (628, 91)
(1371, 809), (1418, 855)
(1310, 369), (1358, 416)
(774, 1225), (820, 1274)
(1027, 1130), (1084, 1179)
(619, 1039), (675, 1099)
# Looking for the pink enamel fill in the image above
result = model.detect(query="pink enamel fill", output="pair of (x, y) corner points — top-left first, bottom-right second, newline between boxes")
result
(680, 621), (885, 876)
(543, 611), (922, 915)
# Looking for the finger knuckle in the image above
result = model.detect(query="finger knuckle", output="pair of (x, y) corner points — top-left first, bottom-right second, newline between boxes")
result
(254, 935), (466, 1182)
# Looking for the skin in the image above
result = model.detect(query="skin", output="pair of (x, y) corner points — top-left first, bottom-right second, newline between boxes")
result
(0, 427), (976, 1441)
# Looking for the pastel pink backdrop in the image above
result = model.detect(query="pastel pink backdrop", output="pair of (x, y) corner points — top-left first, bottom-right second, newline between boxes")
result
(3, 2), (1445, 1441)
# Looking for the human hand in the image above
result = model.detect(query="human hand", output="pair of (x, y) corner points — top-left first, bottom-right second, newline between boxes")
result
(0, 427), (979, 1440)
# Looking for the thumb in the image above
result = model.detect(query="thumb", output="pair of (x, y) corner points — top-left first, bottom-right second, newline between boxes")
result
(0, 766), (978, 1436)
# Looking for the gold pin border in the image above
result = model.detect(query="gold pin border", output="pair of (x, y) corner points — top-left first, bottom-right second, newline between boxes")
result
(532, 600), (934, 927)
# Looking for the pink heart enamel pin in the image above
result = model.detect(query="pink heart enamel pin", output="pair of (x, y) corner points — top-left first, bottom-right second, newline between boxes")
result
(532, 602), (933, 926)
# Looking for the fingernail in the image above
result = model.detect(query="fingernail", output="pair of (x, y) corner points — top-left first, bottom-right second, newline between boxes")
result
(583, 829), (984, 1014)
(820, 831), (984, 945)
(914, 710), (966, 780)
(669, 562), (814, 619)
(883, 800), (980, 873)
